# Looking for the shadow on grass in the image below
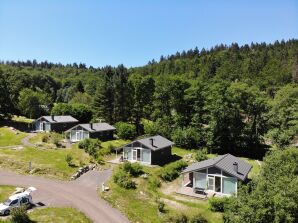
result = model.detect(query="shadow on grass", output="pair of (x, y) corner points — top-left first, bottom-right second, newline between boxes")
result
(0, 119), (32, 133)
(158, 154), (182, 167)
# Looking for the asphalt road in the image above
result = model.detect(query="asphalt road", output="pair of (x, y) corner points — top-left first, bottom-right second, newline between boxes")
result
(0, 169), (129, 223)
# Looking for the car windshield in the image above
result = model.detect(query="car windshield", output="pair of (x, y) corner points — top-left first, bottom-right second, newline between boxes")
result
(3, 199), (11, 206)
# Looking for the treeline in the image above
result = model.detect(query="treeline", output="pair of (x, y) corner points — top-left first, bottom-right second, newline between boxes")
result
(0, 39), (297, 153)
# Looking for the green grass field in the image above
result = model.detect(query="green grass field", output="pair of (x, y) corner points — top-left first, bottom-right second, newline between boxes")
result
(0, 127), (27, 147)
(0, 185), (15, 203)
(0, 147), (91, 179)
(28, 207), (91, 223)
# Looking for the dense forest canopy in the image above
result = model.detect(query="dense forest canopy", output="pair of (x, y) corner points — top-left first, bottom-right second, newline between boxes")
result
(0, 39), (297, 153)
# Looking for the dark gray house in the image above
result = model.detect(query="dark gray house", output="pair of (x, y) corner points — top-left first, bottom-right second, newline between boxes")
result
(66, 123), (116, 142)
(122, 135), (174, 165)
(33, 115), (79, 132)
(181, 154), (252, 196)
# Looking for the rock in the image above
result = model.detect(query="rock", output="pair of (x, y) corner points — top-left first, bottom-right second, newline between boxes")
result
(141, 173), (148, 179)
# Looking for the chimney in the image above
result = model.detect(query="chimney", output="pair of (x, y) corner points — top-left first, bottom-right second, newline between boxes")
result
(233, 162), (238, 173)
(51, 115), (55, 121)
(90, 123), (93, 129)
(149, 138), (154, 147)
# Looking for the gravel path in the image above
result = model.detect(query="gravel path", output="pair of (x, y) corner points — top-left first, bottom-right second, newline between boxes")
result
(0, 169), (129, 223)
(21, 133), (36, 147)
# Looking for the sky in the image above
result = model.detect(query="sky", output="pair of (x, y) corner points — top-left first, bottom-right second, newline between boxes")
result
(0, 0), (297, 68)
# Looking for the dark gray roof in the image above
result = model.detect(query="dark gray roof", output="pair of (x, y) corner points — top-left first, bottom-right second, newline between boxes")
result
(37, 116), (78, 123)
(182, 154), (252, 181)
(136, 135), (174, 151)
(66, 123), (116, 132)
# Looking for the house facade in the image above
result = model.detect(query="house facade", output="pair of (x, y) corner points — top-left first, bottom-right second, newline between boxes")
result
(33, 115), (78, 133)
(122, 135), (174, 165)
(66, 123), (115, 142)
(181, 154), (252, 196)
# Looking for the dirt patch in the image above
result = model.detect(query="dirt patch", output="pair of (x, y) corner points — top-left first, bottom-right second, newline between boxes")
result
(160, 178), (181, 195)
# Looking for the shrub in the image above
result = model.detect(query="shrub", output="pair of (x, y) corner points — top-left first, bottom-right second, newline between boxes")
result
(156, 198), (165, 213)
(148, 176), (161, 191)
(11, 206), (31, 223)
(164, 213), (188, 223)
(65, 154), (73, 166)
(209, 197), (230, 212)
(113, 169), (136, 189)
(78, 138), (101, 158)
(189, 214), (208, 223)
(121, 161), (144, 177)
(41, 134), (50, 143)
(98, 144), (113, 156)
(96, 156), (105, 165)
(159, 160), (188, 181)
(194, 148), (208, 162)
(115, 122), (136, 140)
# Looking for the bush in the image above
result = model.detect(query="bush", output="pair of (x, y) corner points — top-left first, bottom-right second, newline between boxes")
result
(121, 161), (143, 177)
(113, 169), (136, 189)
(41, 134), (50, 143)
(98, 143), (113, 156)
(189, 214), (208, 223)
(148, 176), (161, 190)
(156, 198), (165, 213)
(159, 160), (188, 181)
(11, 206), (31, 223)
(164, 213), (188, 223)
(194, 148), (208, 162)
(209, 197), (230, 212)
(115, 122), (136, 140)
(65, 154), (73, 166)
(78, 138), (101, 158)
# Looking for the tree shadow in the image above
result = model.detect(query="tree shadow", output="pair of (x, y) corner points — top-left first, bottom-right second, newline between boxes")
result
(0, 119), (33, 133)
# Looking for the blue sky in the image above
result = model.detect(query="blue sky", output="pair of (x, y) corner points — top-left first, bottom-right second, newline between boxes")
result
(0, 0), (297, 67)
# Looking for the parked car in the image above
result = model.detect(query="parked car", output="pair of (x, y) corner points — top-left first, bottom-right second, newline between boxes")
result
(0, 187), (36, 216)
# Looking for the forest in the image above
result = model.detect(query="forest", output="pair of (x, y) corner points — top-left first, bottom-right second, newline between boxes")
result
(0, 39), (297, 154)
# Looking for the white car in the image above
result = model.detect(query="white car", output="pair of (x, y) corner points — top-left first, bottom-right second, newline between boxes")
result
(0, 187), (36, 216)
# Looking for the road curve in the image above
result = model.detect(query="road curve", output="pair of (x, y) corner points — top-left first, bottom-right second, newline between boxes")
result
(0, 169), (129, 223)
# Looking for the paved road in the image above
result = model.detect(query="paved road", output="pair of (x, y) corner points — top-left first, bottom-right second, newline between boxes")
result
(0, 169), (129, 223)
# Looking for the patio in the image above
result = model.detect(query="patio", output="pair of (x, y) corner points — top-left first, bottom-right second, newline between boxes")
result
(176, 186), (217, 200)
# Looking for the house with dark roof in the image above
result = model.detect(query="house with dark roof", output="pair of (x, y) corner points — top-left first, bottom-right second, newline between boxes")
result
(65, 123), (116, 142)
(33, 115), (79, 132)
(179, 154), (252, 197)
(121, 135), (174, 165)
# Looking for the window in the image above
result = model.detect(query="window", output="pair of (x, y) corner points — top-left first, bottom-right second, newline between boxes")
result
(20, 197), (29, 204)
(222, 177), (237, 194)
(10, 199), (18, 206)
(194, 172), (207, 189)
(208, 167), (221, 175)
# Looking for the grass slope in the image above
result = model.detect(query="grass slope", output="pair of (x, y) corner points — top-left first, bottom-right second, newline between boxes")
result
(0, 127), (27, 147)
(0, 147), (90, 180)
(101, 165), (223, 223)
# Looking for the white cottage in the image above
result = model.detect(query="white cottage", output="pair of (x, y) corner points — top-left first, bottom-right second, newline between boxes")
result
(180, 154), (252, 197)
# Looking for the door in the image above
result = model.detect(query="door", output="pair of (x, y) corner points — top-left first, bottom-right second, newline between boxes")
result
(76, 131), (81, 141)
(207, 176), (214, 191)
(40, 122), (44, 131)
(132, 149), (137, 161)
(137, 149), (141, 161)
(215, 176), (221, 192)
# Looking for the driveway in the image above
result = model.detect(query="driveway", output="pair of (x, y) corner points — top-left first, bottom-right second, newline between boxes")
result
(0, 169), (129, 223)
